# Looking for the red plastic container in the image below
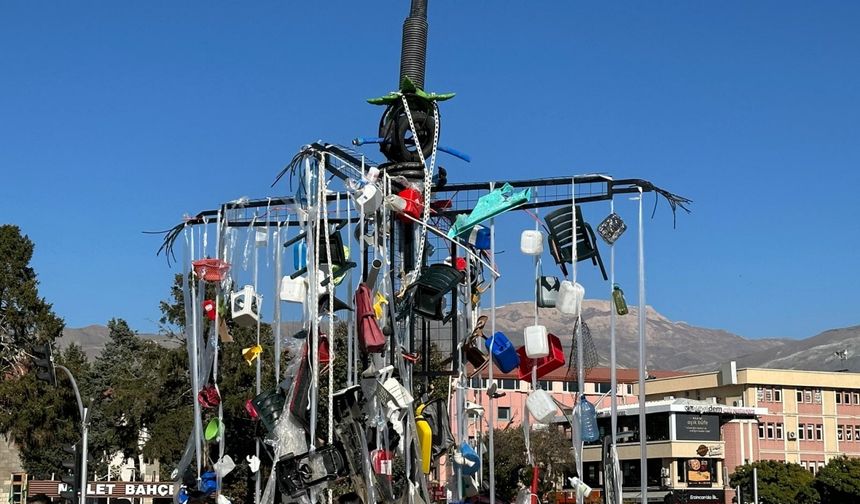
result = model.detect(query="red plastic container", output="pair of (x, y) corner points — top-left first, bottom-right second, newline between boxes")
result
(517, 333), (565, 380)
(397, 188), (423, 222)
(192, 258), (231, 282)
(202, 299), (216, 321)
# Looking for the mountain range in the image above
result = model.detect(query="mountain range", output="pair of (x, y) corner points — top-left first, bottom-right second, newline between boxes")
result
(58, 301), (859, 373)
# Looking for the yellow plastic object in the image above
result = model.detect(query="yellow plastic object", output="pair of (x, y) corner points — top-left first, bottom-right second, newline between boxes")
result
(415, 411), (432, 474)
(242, 344), (263, 365)
(373, 292), (388, 319)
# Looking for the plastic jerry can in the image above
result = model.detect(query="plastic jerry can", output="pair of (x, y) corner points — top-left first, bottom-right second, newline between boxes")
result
(484, 332), (520, 373)
(526, 389), (558, 424)
(456, 441), (480, 476)
(231, 285), (261, 327)
(398, 187), (423, 221)
(613, 284), (629, 315)
(468, 226), (491, 250)
(519, 230), (543, 256)
(557, 280), (585, 317)
(523, 325), (550, 358)
(280, 276), (307, 304)
(416, 415), (433, 474)
(355, 183), (383, 214)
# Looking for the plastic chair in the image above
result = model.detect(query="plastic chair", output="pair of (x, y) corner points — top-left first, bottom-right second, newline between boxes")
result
(409, 263), (465, 321)
(544, 205), (608, 280)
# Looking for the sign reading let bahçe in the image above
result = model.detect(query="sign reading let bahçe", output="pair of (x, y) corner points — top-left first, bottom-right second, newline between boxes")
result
(28, 480), (176, 498)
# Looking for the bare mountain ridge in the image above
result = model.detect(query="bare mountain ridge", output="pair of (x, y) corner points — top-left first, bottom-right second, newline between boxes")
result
(59, 303), (857, 373)
(493, 301), (787, 371)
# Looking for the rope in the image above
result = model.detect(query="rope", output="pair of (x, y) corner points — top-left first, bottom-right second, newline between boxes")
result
(320, 155), (336, 504)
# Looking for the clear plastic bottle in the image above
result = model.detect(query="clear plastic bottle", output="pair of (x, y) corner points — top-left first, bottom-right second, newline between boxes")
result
(580, 396), (600, 442)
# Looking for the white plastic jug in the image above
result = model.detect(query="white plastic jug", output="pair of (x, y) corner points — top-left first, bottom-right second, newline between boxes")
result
(279, 276), (307, 304)
(355, 184), (383, 214)
(557, 280), (585, 317)
(520, 230), (544, 255)
(524, 325), (549, 358)
(526, 389), (557, 424)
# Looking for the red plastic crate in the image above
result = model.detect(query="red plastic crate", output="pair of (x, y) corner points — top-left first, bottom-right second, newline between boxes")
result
(192, 258), (231, 282)
(517, 333), (565, 380)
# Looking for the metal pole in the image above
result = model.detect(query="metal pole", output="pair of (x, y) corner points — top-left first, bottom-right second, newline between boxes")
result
(753, 467), (759, 504)
(637, 189), (647, 503)
(609, 197), (619, 504)
(56, 365), (87, 504)
(488, 210), (497, 504)
(81, 407), (89, 504)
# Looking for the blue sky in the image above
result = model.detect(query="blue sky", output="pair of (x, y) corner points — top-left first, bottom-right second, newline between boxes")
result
(2, 1), (858, 340)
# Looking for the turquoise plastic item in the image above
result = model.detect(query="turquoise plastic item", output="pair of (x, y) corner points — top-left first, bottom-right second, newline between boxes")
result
(448, 184), (533, 239)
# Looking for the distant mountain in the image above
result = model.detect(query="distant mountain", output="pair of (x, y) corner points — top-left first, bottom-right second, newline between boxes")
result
(687, 325), (860, 372)
(58, 325), (174, 360)
(493, 300), (787, 371)
(60, 303), (859, 373)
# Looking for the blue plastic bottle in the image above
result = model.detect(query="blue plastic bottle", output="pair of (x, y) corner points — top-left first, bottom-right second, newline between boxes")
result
(580, 396), (600, 442)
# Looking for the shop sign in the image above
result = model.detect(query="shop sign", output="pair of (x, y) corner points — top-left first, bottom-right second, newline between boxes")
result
(686, 459), (713, 487)
(28, 480), (177, 498)
(695, 444), (723, 457)
(666, 490), (725, 504)
(676, 413), (719, 441)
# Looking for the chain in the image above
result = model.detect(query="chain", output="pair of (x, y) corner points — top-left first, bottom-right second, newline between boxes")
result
(400, 94), (439, 279)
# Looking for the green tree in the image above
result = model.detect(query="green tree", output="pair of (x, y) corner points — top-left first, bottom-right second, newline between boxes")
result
(0, 225), (74, 477)
(813, 455), (860, 503)
(729, 460), (819, 504)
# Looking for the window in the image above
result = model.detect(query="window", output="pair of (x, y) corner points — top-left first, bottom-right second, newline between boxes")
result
(776, 423), (784, 440)
(766, 424), (774, 439)
(854, 393), (859, 404)
(814, 390), (822, 404)
(854, 426), (860, 440)
(596, 382), (612, 394)
(626, 384), (634, 395)
(848, 427), (853, 441)
(816, 424), (823, 441)
(837, 425), (844, 441)
(844, 392), (851, 404)
(563, 381), (578, 392)
(774, 389), (782, 402)
(10, 474), (25, 504)
(798, 424), (805, 440)
(469, 376), (485, 389)
(537, 380), (552, 391)
(797, 390), (804, 402)
(804, 390), (813, 403)
(764, 388), (772, 402)
(758, 423), (766, 439)
(498, 407), (511, 421)
(809, 463), (816, 475)
(807, 424), (814, 440)
(837, 391), (842, 404)
(499, 379), (517, 390)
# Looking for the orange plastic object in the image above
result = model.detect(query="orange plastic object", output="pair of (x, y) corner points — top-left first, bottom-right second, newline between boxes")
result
(192, 259), (231, 282)
(516, 333), (565, 380)
(203, 299), (216, 321)
(397, 188), (423, 222)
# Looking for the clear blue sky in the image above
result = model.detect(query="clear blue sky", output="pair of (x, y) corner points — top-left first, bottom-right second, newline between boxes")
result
(2, 1), (858, 340)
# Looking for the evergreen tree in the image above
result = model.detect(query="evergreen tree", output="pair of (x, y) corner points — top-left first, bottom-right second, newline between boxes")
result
(730, 460), (819, 504)
(813, 455), (860, 503)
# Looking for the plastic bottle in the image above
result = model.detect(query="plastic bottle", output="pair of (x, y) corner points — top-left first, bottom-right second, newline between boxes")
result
(612, 284), (629, 316)
(580, 396), (600, 442)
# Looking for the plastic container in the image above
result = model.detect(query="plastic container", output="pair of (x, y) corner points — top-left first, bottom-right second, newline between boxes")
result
(580, 396), (600, 442)
(469, 226), (491, 250)
(519, 230), (543, 255)
(613, 284), (629, 316)
(398, 187), (423, 221)
(557, 280), (585, 317)
(293, 242), (307, 270)
(526, 389), (558, 424)
(524, 325), (549, 358)
(355, 184), (383, 214)
(192, 258), (231, 282)
(202, 299), (216, 321)
(280, 276), (307, 304)
(456, 442), (480, 476)
(517, 334), (565, 380)
(484, 332), (520, 373)
(231, 285), (261, 327)
(416, 416), (432, 474)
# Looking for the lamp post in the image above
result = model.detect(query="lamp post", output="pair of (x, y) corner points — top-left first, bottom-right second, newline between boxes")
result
(56, 364), (90, 504)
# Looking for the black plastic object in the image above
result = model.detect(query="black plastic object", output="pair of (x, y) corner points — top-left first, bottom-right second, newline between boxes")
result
(464, 315), (489, 377)
(378, 96), (436, 163)
(332, 386), (369, 485)
(251, 388), (286, 434)
(420, 398), (455, 460)
(275, 442), (350, 497)
(288, 343), (312, 430)
(537, 276), (560, 308)
(318, 294), (352, 314)
(290, 228), (357, 283)
(544, 205), (608, 281)
(408, 263), (464, 321)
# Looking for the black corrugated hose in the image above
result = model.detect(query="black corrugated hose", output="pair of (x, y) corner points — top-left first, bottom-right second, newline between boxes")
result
(399, 0), (428, 90)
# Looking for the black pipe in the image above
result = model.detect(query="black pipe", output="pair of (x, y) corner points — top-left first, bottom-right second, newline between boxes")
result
(399, 0), (429, 89)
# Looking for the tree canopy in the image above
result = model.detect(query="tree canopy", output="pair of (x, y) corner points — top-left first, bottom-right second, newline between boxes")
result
(729, 460), (819, 504)
(814, 455), (860, 503)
